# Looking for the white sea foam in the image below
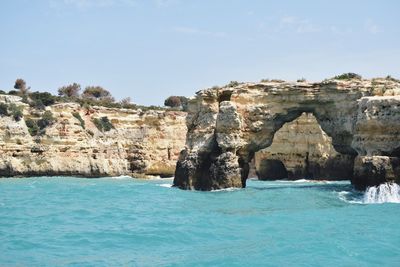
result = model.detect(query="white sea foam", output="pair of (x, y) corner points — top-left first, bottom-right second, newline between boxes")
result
(158, 184), (173, 188)
(363, 183), (400, 204)
(110, 176), (131, 180)
(337, 183), (400, 204)
(148, 176), (174, 180)
(272, 179), (333, 184)
(337, 190), (363, 204)
(293, 179), (309, 183)
(210, 187), (241, 192)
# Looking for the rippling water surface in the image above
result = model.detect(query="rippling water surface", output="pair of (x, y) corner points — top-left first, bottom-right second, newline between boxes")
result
(1, 177), (400, 266)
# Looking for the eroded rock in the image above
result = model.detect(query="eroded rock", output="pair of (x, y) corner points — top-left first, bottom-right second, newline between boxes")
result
(174, 78), (400, 190)
(0, 96), (187, 178)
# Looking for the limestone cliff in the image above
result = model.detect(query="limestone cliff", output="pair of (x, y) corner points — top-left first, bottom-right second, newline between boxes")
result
(0, 95), (187, 178)
(254, 113), (354, 180)
(174, 78), (400, 190)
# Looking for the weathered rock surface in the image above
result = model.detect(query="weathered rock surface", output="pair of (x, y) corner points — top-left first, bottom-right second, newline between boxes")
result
(174, 78), (400, 190)
(353, 156), (400, 190)
(0, 96), (187, 178)
(254, 113), (354, 180)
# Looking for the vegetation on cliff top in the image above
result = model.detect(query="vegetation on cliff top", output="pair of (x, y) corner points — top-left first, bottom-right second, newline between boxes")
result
(164, 96), (189, 110)
(332, 73), (362, 80)
(2, 79), (186, 112)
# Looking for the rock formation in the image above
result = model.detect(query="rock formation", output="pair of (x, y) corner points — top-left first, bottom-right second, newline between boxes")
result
(254, 112), (354, 180)
(0, 95), (187, 178)
(173, 78), (400, 190)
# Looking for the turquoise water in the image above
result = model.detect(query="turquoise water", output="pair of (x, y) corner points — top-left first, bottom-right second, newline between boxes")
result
(1, 177), (400, 267)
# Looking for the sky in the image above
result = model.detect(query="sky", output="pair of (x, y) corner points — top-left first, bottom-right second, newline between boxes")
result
(0, 0), (399, 106)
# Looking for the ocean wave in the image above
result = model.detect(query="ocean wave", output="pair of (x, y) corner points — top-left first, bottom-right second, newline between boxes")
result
(337, 182), (400, 204)
(363, 183), (400, 204)
(337, 190), (363, 204)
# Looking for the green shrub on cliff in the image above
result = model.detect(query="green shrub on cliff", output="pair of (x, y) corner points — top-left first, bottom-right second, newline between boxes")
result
(37, 111), (56, 129)
(227, 81), (240, 87)
(93, 116), (114, 132)
(333, 73), (362, 80)
(9, 103), (23, 121)
(25, 118), (39, 136)
(72, 112), (85, 129)
(386, 75), (400, 82)
(0, 103), (9, 116)
(82, 86), (114, 102)
(58, 83), (81, 98)
(25, 111), (56, 136)
(8, 90), (19, 95)
(0, 103), (23, 121)
(164, 96), (181, 108)
(29, 92), (56, 109)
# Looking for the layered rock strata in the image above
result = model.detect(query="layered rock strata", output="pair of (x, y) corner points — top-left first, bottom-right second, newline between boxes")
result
(173, 78), (400, 190)
(0, 95), (187, 178)
(254, 113), (354, 180)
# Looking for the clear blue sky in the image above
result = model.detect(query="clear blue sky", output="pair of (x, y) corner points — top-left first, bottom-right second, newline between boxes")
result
(0, 0), (399, 105)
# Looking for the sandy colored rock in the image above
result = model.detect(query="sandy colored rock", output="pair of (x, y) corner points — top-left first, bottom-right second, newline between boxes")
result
(0, 95), (187, 178)
(173, 78), (400, 190)
(254, 113), (354, 180)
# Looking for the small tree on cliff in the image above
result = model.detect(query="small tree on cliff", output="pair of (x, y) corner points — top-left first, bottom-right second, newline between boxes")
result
(164, 96), (181, 108)
(164, 96), (189, 110)
(333, 73), (362, 80)
(120, 97), (132, 105)
(14, 78), (30, 95)
(58, 83), (81, 98)
(82, 86), (114, 102)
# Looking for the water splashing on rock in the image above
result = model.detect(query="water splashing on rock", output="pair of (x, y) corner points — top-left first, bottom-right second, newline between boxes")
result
(363, 183), (400, 204)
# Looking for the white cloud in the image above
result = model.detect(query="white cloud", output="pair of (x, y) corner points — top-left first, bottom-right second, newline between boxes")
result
(173, 27), (227, 38)
(279, 16), (320, 33)
(365, 19), (380, 34)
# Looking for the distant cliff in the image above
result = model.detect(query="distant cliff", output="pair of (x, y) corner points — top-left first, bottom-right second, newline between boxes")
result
(0, 95), (187, 178)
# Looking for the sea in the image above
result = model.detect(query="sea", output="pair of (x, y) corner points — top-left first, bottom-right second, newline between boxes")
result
(1, 177), (399, 267)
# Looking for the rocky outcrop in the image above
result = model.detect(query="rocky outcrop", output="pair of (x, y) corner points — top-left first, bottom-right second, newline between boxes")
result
(353, 156), (400, 190)
(0, 96), (187, 178)
(254, 113), (354, 180)
(174, 78), (400, 190)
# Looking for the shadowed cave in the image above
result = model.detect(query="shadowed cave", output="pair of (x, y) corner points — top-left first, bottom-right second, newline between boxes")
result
(252, 113), (355, 181)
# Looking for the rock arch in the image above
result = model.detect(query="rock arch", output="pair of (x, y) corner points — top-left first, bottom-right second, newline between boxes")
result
(174, 79), (400, 190)
(254, 112), (354, 181)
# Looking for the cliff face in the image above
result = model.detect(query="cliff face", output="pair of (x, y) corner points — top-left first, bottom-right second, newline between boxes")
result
(254, 112), (354, 180)
(0, 95), (187, 178)
(174, 78), (400, 190)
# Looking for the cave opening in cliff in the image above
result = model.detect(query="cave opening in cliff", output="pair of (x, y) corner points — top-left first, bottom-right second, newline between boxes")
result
(218, 90), (232, 103)
(256, 159), (288, 180)
(252, 112), (355, 181)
